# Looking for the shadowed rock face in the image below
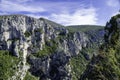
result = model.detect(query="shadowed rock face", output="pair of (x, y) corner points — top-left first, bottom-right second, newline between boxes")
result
(0, 15), (104, 80)
(80, 14), (120, 80)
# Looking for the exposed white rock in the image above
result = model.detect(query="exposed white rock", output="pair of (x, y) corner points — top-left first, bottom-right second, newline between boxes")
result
(0, 15), (103, 80)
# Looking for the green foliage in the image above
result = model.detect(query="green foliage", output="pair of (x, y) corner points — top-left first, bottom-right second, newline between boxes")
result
(81, 51), (120, 80)
(33, 45), (51, 57)
(105, 14), (120, 46)
(42, 18), (64, 28)
(81, 14), (120, 80)
(66, 32), (74, 39)
(0, 50), (19, 80)
(0, 16), (3, 20)
(115, 41), (120, 63)
(66, 25), (104, 32)
(108, 42), (120, 78)
(24, 72), (39, 80)
(69, 46), (98, 80)
(56, 32), (67, 41)
(70, 47), (99, 80)
(24, 31), (31, 37)
(34, 40), (57, 58)
(70, 53), (88, 80)
(7, 38), (19, 42)
(34, 28), (43, 33)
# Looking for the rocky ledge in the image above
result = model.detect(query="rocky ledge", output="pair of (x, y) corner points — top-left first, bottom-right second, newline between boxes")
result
(0, 15), (104, 80)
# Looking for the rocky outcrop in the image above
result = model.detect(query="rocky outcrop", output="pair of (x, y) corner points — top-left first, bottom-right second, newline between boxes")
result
(0, 15), (104, 80)
(80, 14), (120, 80)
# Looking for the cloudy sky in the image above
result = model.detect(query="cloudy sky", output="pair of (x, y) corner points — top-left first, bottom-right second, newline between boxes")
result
(0, 0), (120, 26)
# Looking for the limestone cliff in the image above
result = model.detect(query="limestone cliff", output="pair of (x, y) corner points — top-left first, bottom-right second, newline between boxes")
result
(0, 15), (104, 80)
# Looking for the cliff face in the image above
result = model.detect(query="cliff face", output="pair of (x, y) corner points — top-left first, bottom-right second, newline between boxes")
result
(80, 14), (120, 80)
(0, 15), (104, 80)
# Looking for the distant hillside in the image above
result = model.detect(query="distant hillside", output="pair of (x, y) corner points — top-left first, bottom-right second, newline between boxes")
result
(40, 18), (64, 28)
(66, 25), (104, 32)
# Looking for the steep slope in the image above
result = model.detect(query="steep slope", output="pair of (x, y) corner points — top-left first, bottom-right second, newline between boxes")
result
(80, 14), (120, 80)
(0, 15), (104, 80)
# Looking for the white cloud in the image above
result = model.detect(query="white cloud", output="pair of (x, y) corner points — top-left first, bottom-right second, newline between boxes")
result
(4, 0), (33, 3)
(111, 12), (120, 16)
(0, 0), (98, 26)
(13, 0), (33, 3)
(46, 7), (98, 25)
(0, 0), (45, 13)
(26, 14), (41, 18)
(16, 7), (98, 26)
(106, 0), (119, 7)
(0, 12), (8, 15)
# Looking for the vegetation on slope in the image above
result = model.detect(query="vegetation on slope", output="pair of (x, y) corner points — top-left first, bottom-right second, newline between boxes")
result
(33, 40), (58, 58)
(66, 25), (104, 32)
(68, 26), (104, 80)
(0, 15), (106, 80)
(80, 14), (120, 80)
(40, 18), (64, 28)
(70, 46), (100, 80)
(70, 52), (88, 80)
(24, 72), (39, 80)
(0, 50), (19, 80)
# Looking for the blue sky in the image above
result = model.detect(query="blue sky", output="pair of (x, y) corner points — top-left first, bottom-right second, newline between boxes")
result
(0, 0), (120, 26)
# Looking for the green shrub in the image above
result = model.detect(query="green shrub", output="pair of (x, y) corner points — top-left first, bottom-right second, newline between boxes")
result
(70, 52), (89, 80)
(66, 25), (104, 32)
(33, 40), (57, 58)
(24, 72), (39, 80)
(7, 38), (19, 42)
(34, 28), (43, 33)
(0, 50), (19, 80)
(24, 31), (31, 37)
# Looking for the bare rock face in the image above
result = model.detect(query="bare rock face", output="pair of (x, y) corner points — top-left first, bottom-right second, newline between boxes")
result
(0, 15), (104, 80)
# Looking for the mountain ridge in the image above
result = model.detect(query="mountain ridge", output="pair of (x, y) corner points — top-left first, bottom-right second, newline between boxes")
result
(66, 25), (104, 32)
(0, 14), (104, 29)
(0, 14), (107, 80)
